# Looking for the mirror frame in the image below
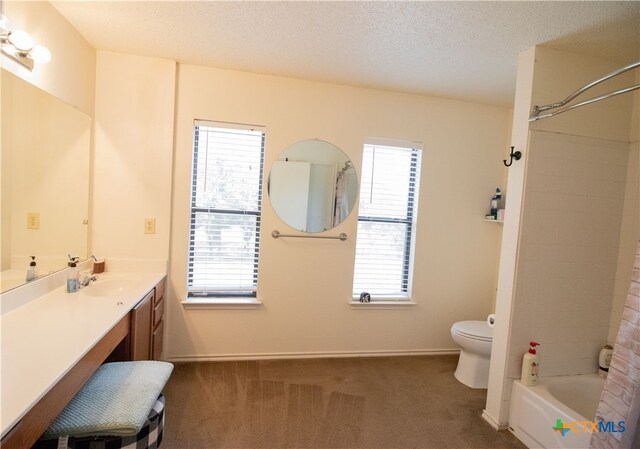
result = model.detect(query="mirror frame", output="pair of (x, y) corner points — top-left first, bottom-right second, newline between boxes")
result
(268, 139), (357, 233)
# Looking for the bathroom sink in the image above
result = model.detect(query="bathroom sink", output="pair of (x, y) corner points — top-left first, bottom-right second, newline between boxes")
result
(82, 279), (141, 297)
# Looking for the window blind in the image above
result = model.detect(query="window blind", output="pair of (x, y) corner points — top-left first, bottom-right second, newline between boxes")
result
(353, 143), (421, 298)
(188, 120), (265, 297)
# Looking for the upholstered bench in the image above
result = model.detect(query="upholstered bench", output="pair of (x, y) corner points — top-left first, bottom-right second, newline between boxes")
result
(32, 361), (173, 449)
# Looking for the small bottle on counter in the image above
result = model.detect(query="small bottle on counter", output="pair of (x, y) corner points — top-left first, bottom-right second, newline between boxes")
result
(26, 256), (38, 282)
(67, 256), (79, 293)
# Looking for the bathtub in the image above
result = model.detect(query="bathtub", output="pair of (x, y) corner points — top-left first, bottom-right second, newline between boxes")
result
(509, 374), (605, 449)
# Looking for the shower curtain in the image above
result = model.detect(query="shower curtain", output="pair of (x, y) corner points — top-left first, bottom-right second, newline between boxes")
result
(333, 170), (351, 226)
(590, 240), (640, 449)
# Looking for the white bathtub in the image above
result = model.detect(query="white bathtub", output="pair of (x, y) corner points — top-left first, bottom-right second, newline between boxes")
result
(509, 374), (605, 449)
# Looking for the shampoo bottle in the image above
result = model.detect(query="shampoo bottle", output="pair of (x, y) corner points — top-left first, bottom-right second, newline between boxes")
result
(67, 256), (79, 293)
(26, 256), (38, 282)
(521, 341), (540, 386)
(490, 188), (502, 218)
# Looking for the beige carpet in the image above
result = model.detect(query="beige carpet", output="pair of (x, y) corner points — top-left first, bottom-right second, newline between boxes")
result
(161, 355), (525, 449)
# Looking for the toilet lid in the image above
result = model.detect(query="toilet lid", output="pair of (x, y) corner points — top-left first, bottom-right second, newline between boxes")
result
(451, 320), (493, 341)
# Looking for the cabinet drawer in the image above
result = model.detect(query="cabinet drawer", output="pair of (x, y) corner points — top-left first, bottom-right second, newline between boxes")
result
(152, 320), (164, 360)
(154, 277), (166, 305)
(153, 297), (164, 328)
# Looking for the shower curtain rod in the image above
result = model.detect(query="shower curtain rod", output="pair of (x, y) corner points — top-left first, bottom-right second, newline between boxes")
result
(529, 60), (640, 122)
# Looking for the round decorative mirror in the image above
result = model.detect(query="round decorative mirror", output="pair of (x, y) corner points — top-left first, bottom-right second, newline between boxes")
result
(268, 139), (358, 233)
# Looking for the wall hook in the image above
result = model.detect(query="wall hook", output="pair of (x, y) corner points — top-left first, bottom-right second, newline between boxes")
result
(503, 146), (522, 167)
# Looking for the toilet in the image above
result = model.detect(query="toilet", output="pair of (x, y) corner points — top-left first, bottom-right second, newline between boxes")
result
(450, 320), (493, 389)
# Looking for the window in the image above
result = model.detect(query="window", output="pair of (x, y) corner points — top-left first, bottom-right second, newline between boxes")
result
(352, 140), (422, 300)
(188, 120), (265, 298)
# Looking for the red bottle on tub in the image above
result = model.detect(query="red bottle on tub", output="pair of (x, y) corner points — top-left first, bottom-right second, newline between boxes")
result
(521, 342), (540, 386)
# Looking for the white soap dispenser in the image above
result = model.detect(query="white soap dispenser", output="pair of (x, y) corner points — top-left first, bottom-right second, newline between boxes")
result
(521, 341), (540, 386)
(25, 256), (38, 282)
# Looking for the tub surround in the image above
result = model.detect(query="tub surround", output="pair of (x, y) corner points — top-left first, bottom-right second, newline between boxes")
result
(0, 269), (166, 440)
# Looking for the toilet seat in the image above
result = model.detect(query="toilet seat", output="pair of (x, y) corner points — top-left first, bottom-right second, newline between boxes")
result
(451, 320), (492, 342)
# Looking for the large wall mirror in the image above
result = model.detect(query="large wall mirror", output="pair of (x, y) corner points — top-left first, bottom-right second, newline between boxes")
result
(268, 139), (358, 233)
(1, 69), (91, 292)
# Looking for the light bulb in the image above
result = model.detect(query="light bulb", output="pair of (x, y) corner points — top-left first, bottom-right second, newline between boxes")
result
(31, 45), (51, 64)
(8, 30), (33, 52)
(0, 14), (10, 35)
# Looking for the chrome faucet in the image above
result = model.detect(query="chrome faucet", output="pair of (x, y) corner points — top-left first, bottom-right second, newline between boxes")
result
(79, 271), (98, 288)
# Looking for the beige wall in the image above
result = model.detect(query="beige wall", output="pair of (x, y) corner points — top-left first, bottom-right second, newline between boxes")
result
(1, 0), (95, 115)
(91, 51), (175, 262)
(167, 63), (511, 360)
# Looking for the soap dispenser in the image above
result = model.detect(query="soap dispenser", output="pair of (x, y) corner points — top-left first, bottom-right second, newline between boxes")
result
(521, 341), (540, 386)
(67, 256), (79, 293)
(26, 256), (38, 282)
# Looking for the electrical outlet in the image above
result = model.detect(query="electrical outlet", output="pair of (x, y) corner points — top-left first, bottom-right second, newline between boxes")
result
(27, 212), (40, 230)
(144, 218), (156, 234)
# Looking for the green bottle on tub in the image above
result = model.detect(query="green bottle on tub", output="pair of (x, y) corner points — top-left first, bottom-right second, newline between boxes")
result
(521, 342), (540, 386)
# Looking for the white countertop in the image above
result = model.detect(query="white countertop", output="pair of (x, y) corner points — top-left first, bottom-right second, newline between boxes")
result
(0, 271), (166, 438)
(0, 269), (29, 293)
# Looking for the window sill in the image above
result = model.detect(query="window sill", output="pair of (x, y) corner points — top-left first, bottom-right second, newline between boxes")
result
(181, 298), (263, 310)
(350, 300), (417, 308)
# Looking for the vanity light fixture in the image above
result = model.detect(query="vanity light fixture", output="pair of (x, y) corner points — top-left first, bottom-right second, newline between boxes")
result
(0, 14), (51, 70)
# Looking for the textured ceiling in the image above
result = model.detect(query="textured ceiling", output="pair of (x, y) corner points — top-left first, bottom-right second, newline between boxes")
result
(51, 1), (640, 107)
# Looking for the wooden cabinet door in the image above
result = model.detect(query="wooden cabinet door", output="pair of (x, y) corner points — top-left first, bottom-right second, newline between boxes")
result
(152, 319), (164, 360)
(130, 290), (153, 360)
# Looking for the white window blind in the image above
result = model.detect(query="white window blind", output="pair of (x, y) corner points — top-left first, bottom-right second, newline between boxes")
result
(188, 120), (265, 297)
(353, 142), (422, 299)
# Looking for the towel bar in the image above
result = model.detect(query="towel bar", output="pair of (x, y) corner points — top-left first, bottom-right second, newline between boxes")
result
(271, 230), (347, 241)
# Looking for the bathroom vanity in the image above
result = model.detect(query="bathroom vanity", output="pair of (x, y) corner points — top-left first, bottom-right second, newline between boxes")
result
(0, 272), (166, 449)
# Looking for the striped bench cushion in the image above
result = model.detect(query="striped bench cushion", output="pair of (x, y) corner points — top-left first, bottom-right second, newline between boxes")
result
(32, 394), (165, 449)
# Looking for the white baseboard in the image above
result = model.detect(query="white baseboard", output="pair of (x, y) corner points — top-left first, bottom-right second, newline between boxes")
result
(482, 409), (508, 431)
(166, 348), (460, 363)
